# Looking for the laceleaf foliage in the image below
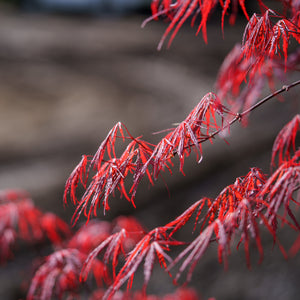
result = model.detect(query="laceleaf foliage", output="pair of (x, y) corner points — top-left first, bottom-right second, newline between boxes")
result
(61, 1), (299, 299)
(0, 190), (71, 263)
(0, 1), (299, 300)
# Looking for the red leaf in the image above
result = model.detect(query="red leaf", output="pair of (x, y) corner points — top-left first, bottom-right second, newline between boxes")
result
(64, 155), (89, 206)
(260, 151), (300, 228)
(0, 190), (71, 263)
(81, 231), (126, 282)
(271, 114), (300, 167)
(168, 168), (272, 282)
(151, 93), (230, 177)
(27, 249), (109, 300)
(242, 10), (300, 71)
(146, 0), (254, 49)
(67, 220), (111, 254)
(170, 222), (214, 283)
(66, 95), (231, 223)
(65, 123), (155, 223)
(81, 217), (145, 280)
(104, 227), (181, 299)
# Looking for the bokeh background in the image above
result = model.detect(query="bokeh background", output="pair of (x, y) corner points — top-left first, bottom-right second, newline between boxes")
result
(0, 1), (299, 299)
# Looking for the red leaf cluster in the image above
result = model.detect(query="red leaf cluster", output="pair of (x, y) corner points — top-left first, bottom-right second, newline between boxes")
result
(29, 2), (300, 299)
(27, 216), (145, 300)
(242, 10), (300, 66)
(146, 0), (254, 49)
(81, 216), (145, 281)
(27, 248), (109, 300)
(168, 168), (267, 282)
(216, 10), (300, 118)
(87, 116), (299, 295)
(167, 116), (300, 282)
(64, 93), (232, 223)
(0, 189), (71, 263)
(271, 114), (300, 166)
(83, 201), (203, 299)
(102, 227), (182, 300)
(64, 122), (155, 223)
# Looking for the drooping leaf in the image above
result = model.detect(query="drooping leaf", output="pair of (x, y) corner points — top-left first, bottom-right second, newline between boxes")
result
(0, 190), (71, 263)
(168, 168), (283, 282)
(67, 132), (154, 223)
(66, 95), (232, 223)
(103, 227), (181, 299)
(27, 249), (109, 300)
(260, 151), (300, 229)
(146, 0), (257, 49)
(271, 114), (300, 167)
(81, 216), (145, 280)
(242, 10), (300, 70)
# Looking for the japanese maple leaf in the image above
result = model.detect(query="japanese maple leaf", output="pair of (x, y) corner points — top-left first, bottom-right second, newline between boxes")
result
(64, 123), (154, 223)
(0, 189), (71, 263)
(215, 43), (285, 122)
(81, 216), (145, 280)
(65, 94), (232, 223)
(0, 192), (70, 246)
(146, 0), (256, 49)
(271, 114), (300, 167)
(260, 150), (300, 230)
(103, 227), (182, 300)
(27, 249), (109, 300)
(242, 10), (300, 70)
(168, 168), (278, 282)
(131, 93), (231, 196)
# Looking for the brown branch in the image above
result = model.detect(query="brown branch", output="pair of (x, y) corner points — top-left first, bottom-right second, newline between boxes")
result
(178, 79), (300, 155)
(240, 79), (300, 117)
(209, 80), (300, 139)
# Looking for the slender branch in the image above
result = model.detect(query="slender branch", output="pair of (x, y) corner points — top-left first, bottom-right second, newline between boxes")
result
(170, 79), (300, 157)
(198, 79), (300, 146)
(240, 79), (300, 117)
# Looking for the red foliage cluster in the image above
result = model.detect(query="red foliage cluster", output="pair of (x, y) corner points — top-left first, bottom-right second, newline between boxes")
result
(27, 248), (109, 300)
(272, 114), (300, 166)
(27, 216), (145, 300)
(1, 1), (299, 300)
(107, 120), (298, 297)
(0, 189), (71, 263)
(60, 1), (300, 298)
(146, 1), (300, 125)
(64, 93), (234, 224)
(88, 111), (298, 299)
(146, 0), (253, 49)
(215, 9), (300, 119)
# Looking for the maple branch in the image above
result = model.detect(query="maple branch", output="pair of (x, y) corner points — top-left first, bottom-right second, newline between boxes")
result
(183, 79), (300, 152)
(240, 79), (300, 117)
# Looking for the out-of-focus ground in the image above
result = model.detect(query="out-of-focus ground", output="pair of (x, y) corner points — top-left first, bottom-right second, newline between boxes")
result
(0, 4), (299, 300)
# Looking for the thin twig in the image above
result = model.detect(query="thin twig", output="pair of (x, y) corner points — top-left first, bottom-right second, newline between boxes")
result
(182, 79), (300, 153)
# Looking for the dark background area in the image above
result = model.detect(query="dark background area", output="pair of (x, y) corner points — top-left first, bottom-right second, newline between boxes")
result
(0, 1), (299, 299)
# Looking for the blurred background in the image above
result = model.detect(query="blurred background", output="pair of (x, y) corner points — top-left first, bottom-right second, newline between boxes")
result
(0, 0), (299, 299)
